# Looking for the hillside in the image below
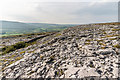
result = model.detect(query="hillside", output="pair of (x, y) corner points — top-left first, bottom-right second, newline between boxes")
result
(0, 21), (76, 36)
(0, 22), (120, 79)
(1, 21), (38, 34)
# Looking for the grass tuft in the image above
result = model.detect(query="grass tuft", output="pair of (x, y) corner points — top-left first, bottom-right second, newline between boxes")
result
(113, 44), (120, 48)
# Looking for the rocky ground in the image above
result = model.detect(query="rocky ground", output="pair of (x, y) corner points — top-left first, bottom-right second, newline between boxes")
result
(0, 32), (54, 48)
(0, 23), (120, 79)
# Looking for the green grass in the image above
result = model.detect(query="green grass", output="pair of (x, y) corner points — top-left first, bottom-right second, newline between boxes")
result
(85, 42), (91, 45)
(0, 33), (22, 37)
(1, 41), (37, 55)
(55, 33), (62, 37)
(113, 44), (120, 48)
(1, 42), (26, 55)
(1, 27), (65, 37)
(112, 28), (120, 31)
(110, 38), (117, 40)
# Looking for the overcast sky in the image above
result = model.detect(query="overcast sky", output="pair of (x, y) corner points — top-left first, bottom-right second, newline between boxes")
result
(0, 0), (119, 24)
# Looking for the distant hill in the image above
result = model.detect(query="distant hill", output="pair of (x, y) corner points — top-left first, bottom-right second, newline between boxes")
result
(0, 20), (77, 36)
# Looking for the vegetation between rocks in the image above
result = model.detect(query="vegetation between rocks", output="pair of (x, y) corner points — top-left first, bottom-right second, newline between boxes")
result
(1, 41), (36, 55)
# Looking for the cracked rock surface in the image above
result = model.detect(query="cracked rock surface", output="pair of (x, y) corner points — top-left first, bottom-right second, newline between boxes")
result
(0, 23), (120, 79)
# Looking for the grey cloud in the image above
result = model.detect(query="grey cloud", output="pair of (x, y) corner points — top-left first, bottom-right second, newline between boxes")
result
(72, 2), (117, 16)
(8, 2), (117, 24)
(33, 2), (117, 24)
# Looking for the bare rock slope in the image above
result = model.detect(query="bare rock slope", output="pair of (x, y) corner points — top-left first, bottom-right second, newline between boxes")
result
(1, 23), (120, 79)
